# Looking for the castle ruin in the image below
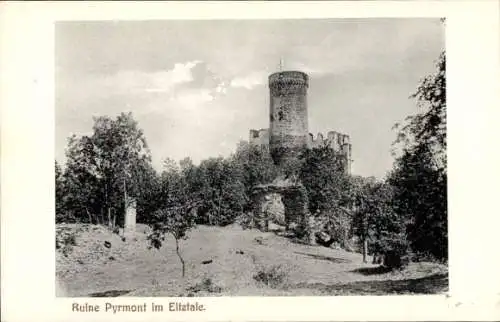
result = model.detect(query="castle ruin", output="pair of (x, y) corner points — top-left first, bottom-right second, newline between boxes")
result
(249, 71), (352, 175)
(249, 70), (352, 239)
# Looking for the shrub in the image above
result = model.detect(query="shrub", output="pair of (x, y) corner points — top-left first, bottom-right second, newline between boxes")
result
(378, 237), (410, 270)
(290, 221), (308, 240)
(253, 265), (289, 288)
(236, 212), (254, 230)
(56, 229), (78, 257)
(313, 209), (353, 249)
(186, 277), (223, 295)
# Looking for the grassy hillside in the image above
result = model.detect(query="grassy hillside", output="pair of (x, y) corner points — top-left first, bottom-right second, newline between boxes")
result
(56, 223), (448, 297)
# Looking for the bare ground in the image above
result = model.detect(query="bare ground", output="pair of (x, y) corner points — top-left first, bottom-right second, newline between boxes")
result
(56, 223), (448, 297)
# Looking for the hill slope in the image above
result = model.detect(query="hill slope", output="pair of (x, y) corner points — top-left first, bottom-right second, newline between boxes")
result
(56, 223), (448, 297)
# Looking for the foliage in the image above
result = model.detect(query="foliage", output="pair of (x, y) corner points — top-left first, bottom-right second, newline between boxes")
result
(394, 51), (446, 172)
(253, 264), (289, 288)
(186, 277), (223, 294)
(390, 51), (447, 261)
(144, 154), (204, 278)
(57, 113), (155, 226)
(61, 135), (103, 223)
(388, 146), (447, 261)
(56, 228), (77, 257)
(55, 160), (74, 223)
(299, 145), (350, 214)
(147, 198), (200, 278)
(195, 157), (248, 226)
(298, 145), (353, 246)
(232, 141), (279, 203)
(350, 177), (409, 268)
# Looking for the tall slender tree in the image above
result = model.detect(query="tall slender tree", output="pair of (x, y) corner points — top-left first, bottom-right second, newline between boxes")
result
(390, 51), (447, 261)
(58, 112), (154, 226)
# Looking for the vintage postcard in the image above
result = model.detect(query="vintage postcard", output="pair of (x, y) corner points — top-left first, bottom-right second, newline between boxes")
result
(1, 1), (499, 321)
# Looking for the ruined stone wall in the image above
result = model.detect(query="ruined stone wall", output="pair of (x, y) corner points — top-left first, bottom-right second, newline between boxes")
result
(251, 183), (308, 232)
(308, 131), (352, 174)
(307, 131), (350, 150)
(249, 128), (352, 174)
(249, 128), (269, 147)
(268, 71), (309, 167)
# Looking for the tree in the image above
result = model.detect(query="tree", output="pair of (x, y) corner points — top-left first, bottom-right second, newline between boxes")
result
(390, 51), (447, 261)
(58, 113), (154, 227)
(299, 145), (350, 214)
(232, 141), (278, 200)
(388, 146), (447, 261)
(91, 112), (152, 228)
(55, 160), (68, 222)
(135, 162), (162, 225)
(147, 167), (200, 278)
(349, 176), (376, 263)
(299, 145), (353, 248)
(196, 157), (248, 226)
(352, 178), (407, 266)
(62, 135), (102, 223)
(394, 51), (446, 172)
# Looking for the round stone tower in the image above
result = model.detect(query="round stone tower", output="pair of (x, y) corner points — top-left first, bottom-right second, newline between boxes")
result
(268, 71), (309, 167)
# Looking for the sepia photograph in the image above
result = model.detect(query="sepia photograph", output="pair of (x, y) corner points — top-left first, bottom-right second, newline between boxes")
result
(54, 18), (447, 297)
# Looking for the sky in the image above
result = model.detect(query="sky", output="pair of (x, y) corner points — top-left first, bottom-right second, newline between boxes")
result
(55, 19), (444, 179)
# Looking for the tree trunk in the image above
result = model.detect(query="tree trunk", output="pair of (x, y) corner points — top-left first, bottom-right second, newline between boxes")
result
(217, 191), (222, 224)
(362, 237), (368, 263)
(107, 207), (112, 228)
(112, 209), (116, 229)
(123, 179), (127, 229)
(85, 208), (92, 224)
(174, 237), (185, 278)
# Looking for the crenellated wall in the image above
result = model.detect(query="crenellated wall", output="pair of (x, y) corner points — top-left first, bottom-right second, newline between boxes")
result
(308, 131), (352, 174)
(249, 129), (352, 174)
(307, 131), (349, 150)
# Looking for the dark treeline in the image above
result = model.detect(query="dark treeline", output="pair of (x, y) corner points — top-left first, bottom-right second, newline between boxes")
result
(56, 52), (447, 266)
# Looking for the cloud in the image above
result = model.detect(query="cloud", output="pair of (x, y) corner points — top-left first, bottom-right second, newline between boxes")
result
(74, 60), (204, 97)
(143, 60), (202, 93)
(230, 71), (268, 90)
(57, 19), (444, 178)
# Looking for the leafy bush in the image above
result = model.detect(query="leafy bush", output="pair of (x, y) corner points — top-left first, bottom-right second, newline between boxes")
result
(186, 277), (223, 295)
(235, 212), (255, 230)
(253, 265), (289, 288)
(313, 209), (353, 249)
(56, 230), (77, 257)
(379, 237), (410, 269)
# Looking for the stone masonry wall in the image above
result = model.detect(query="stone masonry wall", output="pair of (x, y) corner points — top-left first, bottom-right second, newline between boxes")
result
(249, 129), (352, 174)
(269, 71), (309, 167)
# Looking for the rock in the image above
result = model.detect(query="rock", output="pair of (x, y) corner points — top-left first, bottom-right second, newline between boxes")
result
(201, 259), (213, 265)
(236, 250), (245, 255)
(315, 231), (335, 247)
(104, 241), (112, 248)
